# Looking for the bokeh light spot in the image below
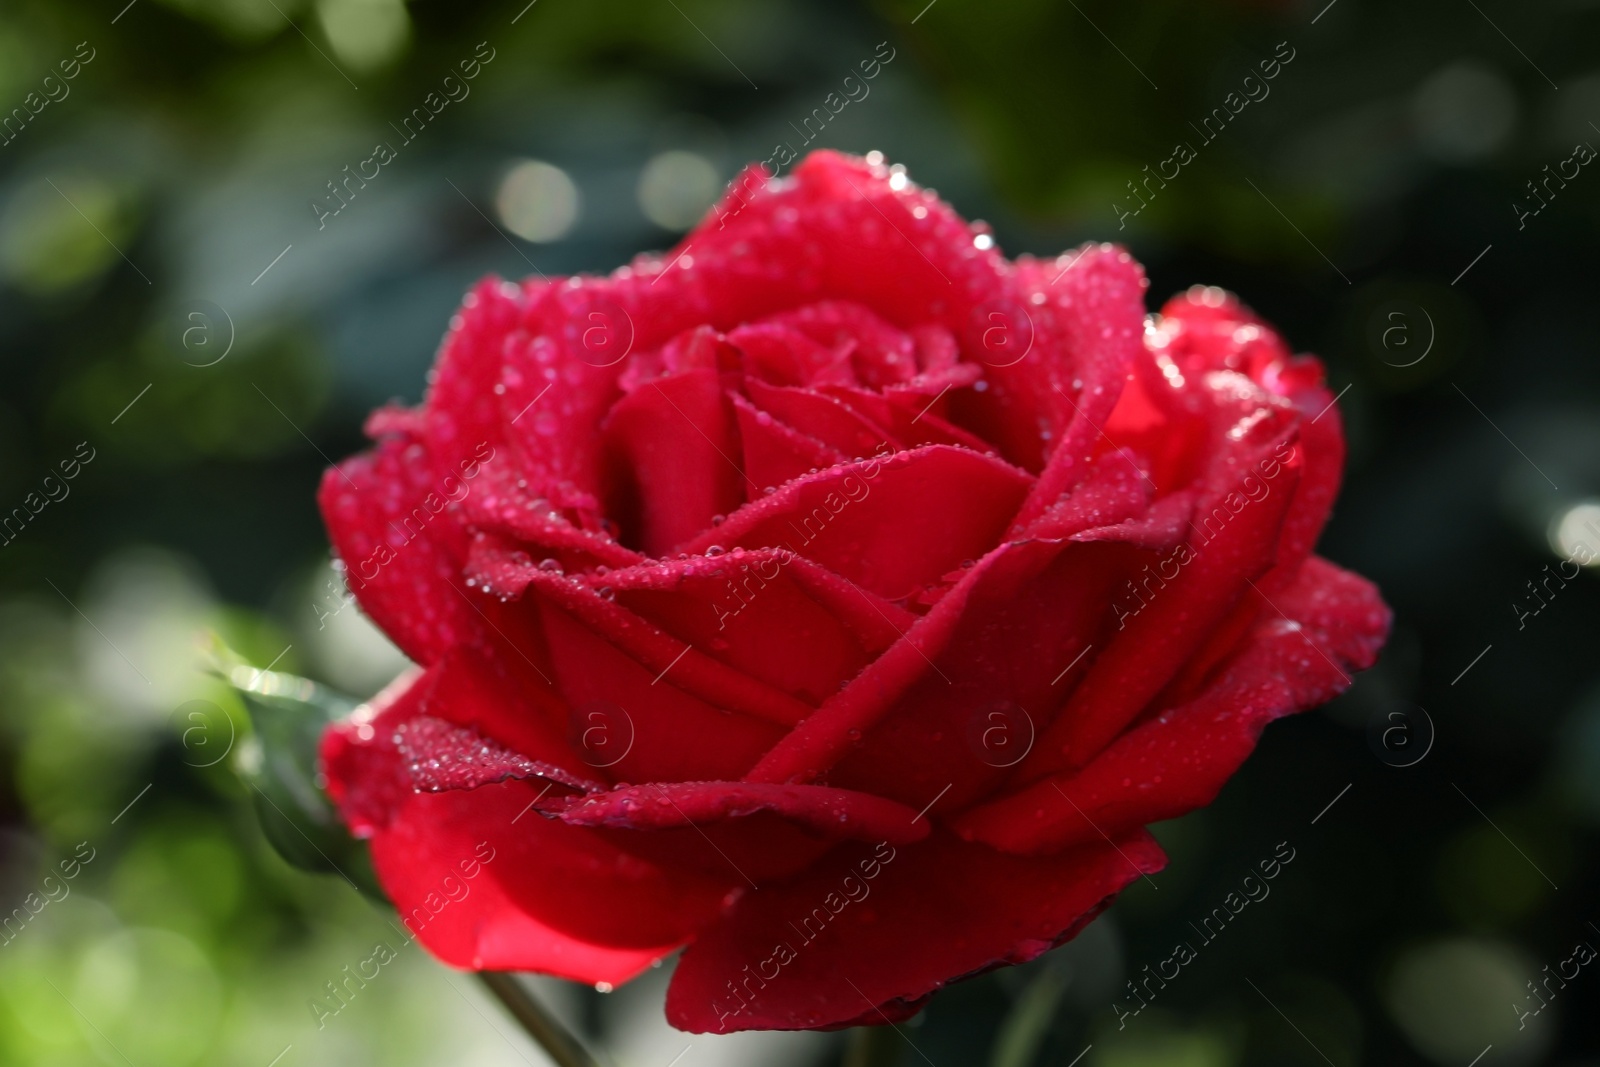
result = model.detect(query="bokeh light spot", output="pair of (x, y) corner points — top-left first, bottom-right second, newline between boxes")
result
(315, 0), (412, 72)
(1549, 501), (1600, 565)
(1411, 63), (1517, 162)
(1385, 938), (1550, 1064)
(495, 160), (581, 243)
(636, 150), (721, 231)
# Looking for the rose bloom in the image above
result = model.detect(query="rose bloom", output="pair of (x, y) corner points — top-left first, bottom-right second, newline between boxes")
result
(319, 150), (1388, 1032)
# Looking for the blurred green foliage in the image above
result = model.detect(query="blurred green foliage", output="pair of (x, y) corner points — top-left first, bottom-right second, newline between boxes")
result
(0, 0), (1596, 1064)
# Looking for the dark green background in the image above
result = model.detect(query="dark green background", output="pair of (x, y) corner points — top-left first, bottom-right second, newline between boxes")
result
(0, 0), (1596, 1064)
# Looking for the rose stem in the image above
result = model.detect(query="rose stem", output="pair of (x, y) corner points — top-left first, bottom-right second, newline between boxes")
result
(843, 1024), (904, 1067)
(476, 971), (605, 1067)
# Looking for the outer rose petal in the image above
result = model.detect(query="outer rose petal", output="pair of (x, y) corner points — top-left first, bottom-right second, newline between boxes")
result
(374, 781), (727, 980)
(1155, 289), (1346, 589)
(823, 539), (1122, 811)
(680, 152), (1008, 338)
(664, 830), (1164, 1032)
(318, 433), (477, 665)
(1022, 421), (1305, 779)
(997, 249), (1147, 516)
(394, 715), (601, 795)
(421, 277), (527, 483)
(321, 672), (732, 983)
(740, 540), (1052, 786)
(548, 781), (931, 883)
(951, 555), (1390, 853)
(413, 643), (575, 770)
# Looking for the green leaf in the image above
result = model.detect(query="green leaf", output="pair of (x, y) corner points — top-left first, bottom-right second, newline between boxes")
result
(222, 652), (386, 901)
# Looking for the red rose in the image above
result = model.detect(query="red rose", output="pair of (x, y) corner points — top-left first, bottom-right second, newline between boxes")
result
(318, 150), (1388, 1033)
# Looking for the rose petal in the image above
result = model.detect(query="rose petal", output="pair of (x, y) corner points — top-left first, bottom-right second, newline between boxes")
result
(318, 432), (476, 665)
(421, 278), (528, 482)
(547, 777), (928, 883)
(730, 392), (849, 494)
(1022, 422), (1304, 779)
(558, 780), (928, 843)
(1025, 450), (1154, 542)
(583, 548), (914, 706)
(743, 538), (1073, 787)
(741, 377), (898, 463)
(605, 369), (749, 556)
(727, 322), (857, 388)
(466, 536), (817, 730)
(678, 445), (1034, 603)
(824, 538), (1125, 812)
(398, 640), (618, 795)
(752, 300), (919, 388)
(321, 675), (732, 983)
(377, 779), (729, 979)
(549, 780), (931, 883)
(665, 829), (1164, 1032)
(1152, 290), (1345, 592)
(676, 152), (1009, 336)
(815, 380), (992, 454)
(536, 600), (801, 785)
(456, 458), (646, 572)
(952, 555), (1390, 853)
(393, 715), (601, 795)
(950, 247), (1146, 499)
